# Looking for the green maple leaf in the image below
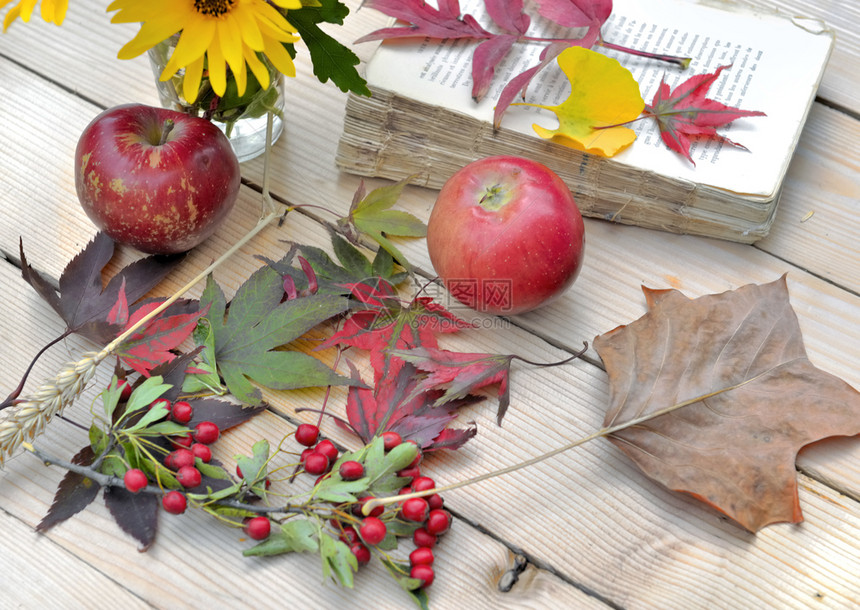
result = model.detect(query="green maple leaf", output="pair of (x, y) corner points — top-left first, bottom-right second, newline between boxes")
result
(338, 179), (426, 270)
(199, 262), (357, 406)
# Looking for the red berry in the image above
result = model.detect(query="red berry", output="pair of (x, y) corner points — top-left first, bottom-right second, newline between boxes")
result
(381, 431), (402, 451)
(427, 493), (444, 511)
(165, 448), (195, 470)
(123, 468), (148, 493)
(190, 443), (212, 463)
(396, 466), (421, 480)
(295, 423), (320, 447)
(413, 527), (437, 548)
(236, 465), (244, 478)
(162, 490), (187, 514)
(425, 509), (452, 536)
(354, 496), (384, 518)
(116, 378), (133, 401)
(171, 400), (193, 424)
(149, 397), (171, 412)
(351, 542), (371, 565)
(193, 421), (220, 445)
(303, 452), (329, 476)
(410, 564), (435, 588)
(315, 439), (338, 463)
(359, 517), (387, 546)
(399, 485), (413, 496)
(401, 497), (429, 522)
(245, 516), (271, 540)
(339, 460), (364, 481)
(411, 476), (435, 493)
(171, 433), (193, 448)
(409, 547), (434, 566)
(176, 465), (202, 488)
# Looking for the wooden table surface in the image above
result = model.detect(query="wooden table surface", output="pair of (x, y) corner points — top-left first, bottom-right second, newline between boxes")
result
(0, 1), (857, 608)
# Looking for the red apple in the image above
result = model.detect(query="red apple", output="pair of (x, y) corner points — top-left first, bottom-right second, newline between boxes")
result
(75, 103), (240, 254)
(426, 156), (585, 315)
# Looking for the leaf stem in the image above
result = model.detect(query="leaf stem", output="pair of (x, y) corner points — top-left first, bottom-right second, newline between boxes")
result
(1, 329), (72, 409)
(361, 376), (763, 514)
(510, 341), (588, 368)
(597, 39), (692, 68)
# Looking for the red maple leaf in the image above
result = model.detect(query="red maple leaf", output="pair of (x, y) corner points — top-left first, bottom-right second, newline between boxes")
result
(108, 281), (204, 377)
(341, 362), (479, 451)
(644, 64), (766, 165)
(318, 280), (471, 384)
(355, 0), (492, 42)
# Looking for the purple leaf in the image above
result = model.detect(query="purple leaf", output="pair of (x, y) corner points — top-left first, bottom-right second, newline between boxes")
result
(356, 0), (492, 43)
(103, 484), (159, 551)
(36, 445), (100, 533)
(532, 0), (613, 28)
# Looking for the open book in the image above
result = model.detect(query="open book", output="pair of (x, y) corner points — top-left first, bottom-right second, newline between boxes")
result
(336, 0), (834, 242)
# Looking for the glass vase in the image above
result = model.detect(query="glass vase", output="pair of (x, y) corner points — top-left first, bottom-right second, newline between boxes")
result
(147, 38), (285, 163)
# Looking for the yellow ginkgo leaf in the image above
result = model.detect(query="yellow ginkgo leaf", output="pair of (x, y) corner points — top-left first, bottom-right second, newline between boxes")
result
(518, 46), (645, 157)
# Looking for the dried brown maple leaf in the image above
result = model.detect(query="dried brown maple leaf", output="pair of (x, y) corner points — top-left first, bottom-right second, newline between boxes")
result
(593, 276), (860, 532)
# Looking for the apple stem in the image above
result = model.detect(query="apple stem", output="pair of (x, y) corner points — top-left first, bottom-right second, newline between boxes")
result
(159, 119), (175, 146)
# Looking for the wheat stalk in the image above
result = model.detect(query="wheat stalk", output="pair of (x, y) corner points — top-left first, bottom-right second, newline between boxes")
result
(0, 351), (104, 465)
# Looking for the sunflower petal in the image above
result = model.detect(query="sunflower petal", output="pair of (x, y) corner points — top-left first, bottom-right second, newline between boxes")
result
(181, 54), (205, 103)
(116, 17), (184, 59)
(164, 17), (216, 77)
(232, 4), (264, 50)
(243, 45), (270, 90)
(3, 3), (23, 31)
(207, 37), (228, 97)
(263, 37), (296, 78)
(218, 14), (244, 76)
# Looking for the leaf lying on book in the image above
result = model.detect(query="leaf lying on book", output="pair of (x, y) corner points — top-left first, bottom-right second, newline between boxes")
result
(643, 64), (766, 165)
(516, 46), (644, 157)
(356, 0), (492, 42)
(593, 276), (860, 531)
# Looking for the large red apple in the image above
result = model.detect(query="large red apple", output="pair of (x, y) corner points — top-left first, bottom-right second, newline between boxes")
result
(75, 104), (240, 254)
(426, 156), (585, 315)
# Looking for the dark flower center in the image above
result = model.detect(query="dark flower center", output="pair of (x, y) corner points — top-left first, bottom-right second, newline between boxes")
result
(193, 0), (235, 17)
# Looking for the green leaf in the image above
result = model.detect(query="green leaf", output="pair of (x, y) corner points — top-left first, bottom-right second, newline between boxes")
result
(89, 424), (107, 456)
(289, 0), (370, 96)
(361, 436), (416, 497)
(101, 377), (123, 420)
(235, 439), (271, 488)
(381, 557), (429, 609)
(243, 518), (320, 557)
(200, 266), (357, 406)
(320, 533), (358, 587)
(124, 376), (171, 415)
(338, 179), (426, 270)
(124, 398), (171, 432)
(182, 319), (227, 395)
(135, 421), (189, 436)
(314, 477), (370, 503)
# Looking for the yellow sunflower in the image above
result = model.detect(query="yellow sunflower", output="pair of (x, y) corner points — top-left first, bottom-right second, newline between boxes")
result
(107, 0), (302, 103)
(1, 0), (68, 31)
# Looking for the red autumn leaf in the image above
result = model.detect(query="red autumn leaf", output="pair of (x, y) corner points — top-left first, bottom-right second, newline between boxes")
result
(484, 0), (531, 34)
(592, 276), (860, 532)
(391, 347), (515, 425)
(318, 281), (470, 384)
(532, 0), (613, 29)
(110, 282), (205, 377)
(355, 0), (492, 43)
(643, 64), (767, 165)
(341, 362), (479, 451)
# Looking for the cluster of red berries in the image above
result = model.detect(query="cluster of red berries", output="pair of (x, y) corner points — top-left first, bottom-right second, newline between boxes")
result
(296, 425), (452, 590)
(118, 391), (222, 518)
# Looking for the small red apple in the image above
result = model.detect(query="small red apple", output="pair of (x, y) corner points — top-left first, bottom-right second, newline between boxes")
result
(75, 103), (240, 254)
(426, 156), (585, 315)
